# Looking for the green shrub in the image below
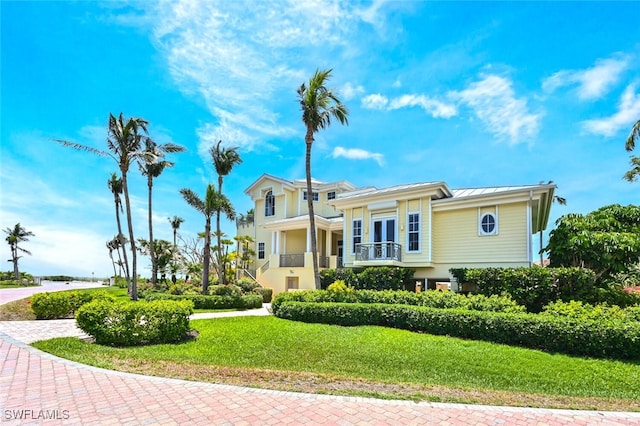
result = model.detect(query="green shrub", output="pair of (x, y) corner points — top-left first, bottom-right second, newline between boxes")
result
(275, 302), (640, 360)
(320, 268), (358, 289)
(167, 282), (201, 295)
(236, 277), (261, 294)
(113, 277), (128, 289)
(327, 280), (354, 293)
(145, 293), (262, 310)
(76, 299), (193, 346)
(452, 267), (599, 312)
(209, 285), (243, 297)
(253, 287), (273, 303)
(541, 300), (638, 322)
(355, 267), (415, 291)
(271, 289), (524, 316)
(31, 290), (114, 319)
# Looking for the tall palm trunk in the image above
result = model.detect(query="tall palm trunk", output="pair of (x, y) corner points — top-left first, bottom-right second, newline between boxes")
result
(203, 217), (212, 294)
(122, 172), (138, 300)
(305, 129), (321, 289)
(114, 199), (130, 285)
(148, 175), (157, 285)
(11, 245), (19, 280)
(216, 176), (225, 284)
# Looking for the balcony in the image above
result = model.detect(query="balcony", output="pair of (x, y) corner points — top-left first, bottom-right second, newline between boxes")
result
(355, 242), (402, 263)
(279, 254), (305, 267)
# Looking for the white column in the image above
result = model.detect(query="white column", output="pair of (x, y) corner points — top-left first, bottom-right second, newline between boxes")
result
(276, 231), (281, 254)
(306, 226), (311, 252)
(325, 229), (331, 257)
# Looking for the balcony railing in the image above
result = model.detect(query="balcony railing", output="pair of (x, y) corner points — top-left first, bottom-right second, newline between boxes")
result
(319, 256), (329, 268)
(280, 254), (305, 267)
(355, 242), (402, 262)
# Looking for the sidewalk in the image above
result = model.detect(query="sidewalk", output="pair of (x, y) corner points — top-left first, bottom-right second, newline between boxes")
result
(1, 285), (639, 424)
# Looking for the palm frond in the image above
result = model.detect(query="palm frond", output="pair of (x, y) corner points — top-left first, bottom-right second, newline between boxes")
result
(180, 188), (206, 215)
(625, 119), (640, 152)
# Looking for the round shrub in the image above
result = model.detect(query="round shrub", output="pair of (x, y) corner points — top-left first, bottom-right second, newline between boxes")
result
(75, 299), (193, 346)
(209, 285), (243, 297)
(31, 290), (115, 319)
(236, 277), (260, 294)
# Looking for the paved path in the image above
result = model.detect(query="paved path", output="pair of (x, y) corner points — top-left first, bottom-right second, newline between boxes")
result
(0, 281), (105, 305)
(1, 286), (640, 424)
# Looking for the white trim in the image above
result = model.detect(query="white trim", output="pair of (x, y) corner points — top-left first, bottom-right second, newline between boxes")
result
(367, 200), (398, 211)
(406, 210), (421, 253)
(478, 209), (498, 236)
(527, 191), (533, 264)
(352, 218), (362, 254)
(427, 200), (432, 262)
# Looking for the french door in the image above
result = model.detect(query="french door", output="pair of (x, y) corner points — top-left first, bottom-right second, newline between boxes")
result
(373, 218), (395, 259)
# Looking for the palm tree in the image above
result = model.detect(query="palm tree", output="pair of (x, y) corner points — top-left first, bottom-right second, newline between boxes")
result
(297, 68), (349, 289)
(107, 172), (130, 285)
(625, 118), (640, 152)
(624, 156), (640, 182)
(624, 119), (640, 183)
(106, 239), (118, 278)
(180, 184), (235, 293)
(139, 139), (186, 285)
(56, 112), (149, 300)
(169, 216), (184, 248)
(4, 223), (34, 280)
(210, 140), (242, 284)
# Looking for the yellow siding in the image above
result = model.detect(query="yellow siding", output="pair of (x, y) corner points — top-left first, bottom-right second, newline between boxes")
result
(285, 229), (306, 253)
(432, 202), (528, 263)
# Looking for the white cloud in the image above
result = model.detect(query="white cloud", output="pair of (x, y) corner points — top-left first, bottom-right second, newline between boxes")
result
(135, 0), (386, 163)
(362, 93), (457, 118)
(387, 94), (458, 118)
(332, 146), (384, 166)
(450, 75), (541, 144)
(582, 83), (640, 137)
(361, 93), (389, 110)
(542, 54), (630, 100)
(340, 82), (365, 101)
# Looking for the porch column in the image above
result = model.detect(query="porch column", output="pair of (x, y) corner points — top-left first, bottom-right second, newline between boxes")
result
(306, 226), (311, 252)
(325, 229), (331, 257)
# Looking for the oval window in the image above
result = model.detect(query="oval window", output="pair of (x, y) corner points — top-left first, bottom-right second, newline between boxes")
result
(480, 213), (496, 235)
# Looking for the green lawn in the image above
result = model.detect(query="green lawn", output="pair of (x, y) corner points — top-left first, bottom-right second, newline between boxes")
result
(33, 316), (640, 410)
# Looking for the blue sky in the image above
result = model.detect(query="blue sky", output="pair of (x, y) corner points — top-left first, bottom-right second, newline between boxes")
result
(2, 1), (639, 278)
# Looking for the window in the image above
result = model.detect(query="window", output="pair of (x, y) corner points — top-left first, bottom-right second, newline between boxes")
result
(408, 213), (420, 251)
(258, 242), (265, 259)
(303, 191), (319, 201)
(480, 213), (497, 235)
(327, 191), (336, 200)
(264, 191), (275, 217)
(352, 219), (362, 253)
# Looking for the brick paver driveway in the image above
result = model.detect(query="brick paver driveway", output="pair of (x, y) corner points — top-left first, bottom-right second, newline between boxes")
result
(1, 284), (639, 424)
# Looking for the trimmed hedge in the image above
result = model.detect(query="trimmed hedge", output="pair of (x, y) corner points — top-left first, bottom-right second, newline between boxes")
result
(275, 301), (640, 360)
(271, 289), (525, 316)
(319, 267), (415, 291)
(450, 267), (599, 312)
(31, 290), (115, 319)
(144, 293), (263, 310)
(75, 299), (193, 346)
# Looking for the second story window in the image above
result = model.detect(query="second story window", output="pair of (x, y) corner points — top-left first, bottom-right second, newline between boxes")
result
(265, 191), (275, 217)
(408, 213), (420, 251)
(352, 219), (362, 253)
(327, 191), (336, 200)
(303, 191), (319, 201)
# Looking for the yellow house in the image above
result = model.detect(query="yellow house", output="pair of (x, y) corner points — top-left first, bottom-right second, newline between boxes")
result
(239, 174), (556, 294)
